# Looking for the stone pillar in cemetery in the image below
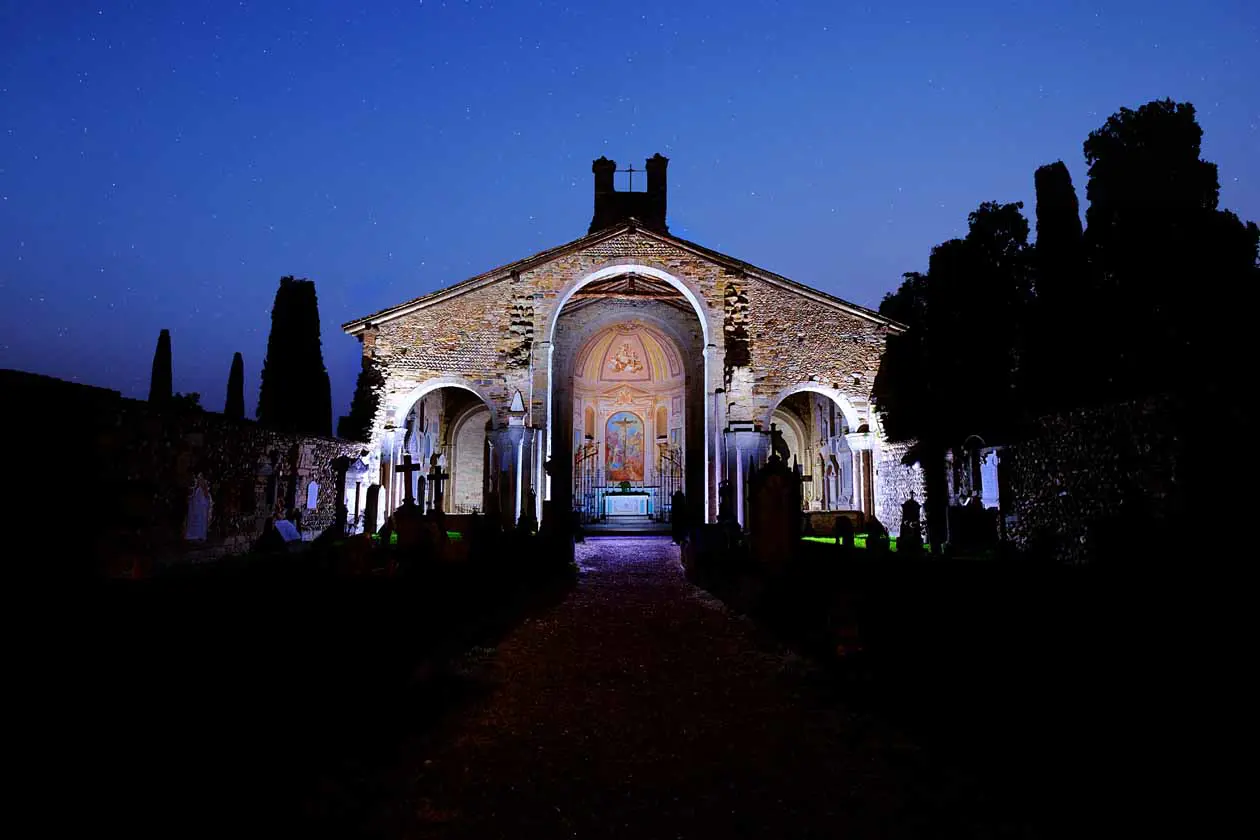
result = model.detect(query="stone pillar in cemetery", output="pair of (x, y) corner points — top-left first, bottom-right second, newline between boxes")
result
(844, 429), (876, 521)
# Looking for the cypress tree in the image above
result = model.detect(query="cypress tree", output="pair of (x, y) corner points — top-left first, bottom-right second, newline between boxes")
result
(257, 276), (332, 436)
(1026, 161), (1089, 411)
(337, 354), (385, 441)
(148, 328), (172, 404)
(224, 352), (245, 419)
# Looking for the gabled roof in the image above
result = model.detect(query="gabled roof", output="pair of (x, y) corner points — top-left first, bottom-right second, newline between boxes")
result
(341, 220), (904, 335)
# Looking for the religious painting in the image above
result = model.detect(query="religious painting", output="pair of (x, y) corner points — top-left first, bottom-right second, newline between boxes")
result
(605, 411), (644, 482)
(601, 333), (651, 382)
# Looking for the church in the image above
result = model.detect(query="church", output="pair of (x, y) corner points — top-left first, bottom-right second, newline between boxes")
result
(341, 155), (922, 536)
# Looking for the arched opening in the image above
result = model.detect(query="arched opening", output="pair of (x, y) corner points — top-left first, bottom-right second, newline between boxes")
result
(764, 386), (869, 515)
(448, 403), (492, 513)
(380, 381), (496, 519)
(549, 269), (707, 530)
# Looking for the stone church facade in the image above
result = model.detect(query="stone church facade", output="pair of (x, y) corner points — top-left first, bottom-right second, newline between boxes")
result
(341, 155), (923, 535)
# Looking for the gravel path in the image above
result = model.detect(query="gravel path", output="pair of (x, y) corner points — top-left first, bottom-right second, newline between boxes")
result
(376, 537), (1024, 838)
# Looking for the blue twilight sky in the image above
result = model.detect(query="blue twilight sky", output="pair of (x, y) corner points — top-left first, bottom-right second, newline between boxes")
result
(2, 1), (1257, 420)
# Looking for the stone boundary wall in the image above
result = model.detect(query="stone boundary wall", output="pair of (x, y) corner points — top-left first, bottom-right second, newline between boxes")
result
(1002, 395), (1182, 563)
(875, 441), (925, 538)
(6, 369), (359, 574)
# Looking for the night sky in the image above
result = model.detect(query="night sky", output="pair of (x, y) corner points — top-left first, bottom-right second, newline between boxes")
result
(2, 1), (1256, 421)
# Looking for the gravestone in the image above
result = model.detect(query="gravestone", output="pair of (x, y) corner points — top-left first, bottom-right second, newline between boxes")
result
(331, 455), (352, 536)
(183, 475), (213, 541)
(517, 487), (538, 533)
(427, 453), (449, 514)
(833, 513), (855, 557)
(899, 493), (924, 556)
(306, 480), (320, 510)
(363, 484), (382, 535)
(274, 518), (301, 543)
(718, 479), (737, 524)
(392, 498), (428, 556)
(396, 453), (425, 508)
(866, 515), (890, 556)
(671, 489), (688, 544)
(747, 452), (801, 567)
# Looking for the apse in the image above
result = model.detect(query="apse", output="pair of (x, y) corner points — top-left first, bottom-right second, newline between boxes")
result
(571, 322), (685, 488)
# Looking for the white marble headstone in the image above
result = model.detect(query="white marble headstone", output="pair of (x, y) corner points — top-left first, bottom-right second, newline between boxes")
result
(306, 480), (320, 510)
(274, 519), (301, 542)
(184, 486), (211, 541)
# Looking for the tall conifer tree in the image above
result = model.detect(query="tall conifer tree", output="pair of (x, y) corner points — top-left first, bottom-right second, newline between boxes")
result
(257, 277), (332, 436)
(149, 328), (172, 404)
(338, 354), (384, 441)
(1025, 161), (1089, 411)
(224, 352), (245, 419)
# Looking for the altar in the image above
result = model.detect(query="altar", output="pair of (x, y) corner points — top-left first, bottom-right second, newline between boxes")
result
(600, 487), (656, 517)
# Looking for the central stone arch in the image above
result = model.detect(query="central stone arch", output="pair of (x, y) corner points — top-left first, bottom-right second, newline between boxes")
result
(544, 263), (717, 524)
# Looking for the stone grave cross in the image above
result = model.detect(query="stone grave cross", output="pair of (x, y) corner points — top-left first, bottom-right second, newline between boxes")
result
(427, 454), (450, 513)
(396, 453), (425, 506)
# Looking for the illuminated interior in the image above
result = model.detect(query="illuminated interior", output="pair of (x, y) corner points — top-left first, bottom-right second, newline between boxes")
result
(572, 321), (685, 486)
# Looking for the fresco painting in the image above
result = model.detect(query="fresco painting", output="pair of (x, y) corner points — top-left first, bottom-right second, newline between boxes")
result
(605, 411), (644, 482)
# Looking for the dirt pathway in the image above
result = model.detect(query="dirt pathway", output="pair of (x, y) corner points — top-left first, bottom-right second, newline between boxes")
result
(374, 537), (1026, 838)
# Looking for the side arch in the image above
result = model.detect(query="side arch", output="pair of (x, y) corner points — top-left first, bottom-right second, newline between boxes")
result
(386, 376), (500, 430)
(762, 383), (862, 433)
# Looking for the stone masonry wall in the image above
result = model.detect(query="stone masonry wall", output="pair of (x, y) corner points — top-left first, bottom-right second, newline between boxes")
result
(875, 441), (926, 538)
(352, 227), (902, 521)
(365, 229), (894, 429)
(109, 401), (359, 570)
(1001, 395), (1182, 563)
(5, 370), (360, 575)
(743, 274), (892, 424)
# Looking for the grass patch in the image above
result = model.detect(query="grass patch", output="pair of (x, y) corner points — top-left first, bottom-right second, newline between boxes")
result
(802, 533), (922, 552)
(368, 531), (463, 543)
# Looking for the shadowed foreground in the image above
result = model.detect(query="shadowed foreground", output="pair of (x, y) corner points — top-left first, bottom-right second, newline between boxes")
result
(372, 537), (1029, 838)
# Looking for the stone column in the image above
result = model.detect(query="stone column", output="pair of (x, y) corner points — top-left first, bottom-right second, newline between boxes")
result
(535, 340), (554, 502)
(703, 344), (720, 523)
(723, 427), (768, 530)
(844, 430), (876, 519)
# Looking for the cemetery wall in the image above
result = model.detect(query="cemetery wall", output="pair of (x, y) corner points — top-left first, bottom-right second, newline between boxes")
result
(3, 370), (359, 574)
(875, 442), (925, 537)
(1001, 395), (1183, 563)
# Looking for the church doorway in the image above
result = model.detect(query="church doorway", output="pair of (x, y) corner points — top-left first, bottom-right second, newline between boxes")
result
(549, 272), (706, 531)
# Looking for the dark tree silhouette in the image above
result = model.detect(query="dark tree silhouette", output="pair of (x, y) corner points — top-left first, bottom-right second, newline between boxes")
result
(224, 352), (245, 419)
(1083, 99), (1257, 398)
(337, 354), (385, 441)
(171, 392), (203, 412)
(1024, 161), (1089, 411)
(875, 98), (1258, 552)
(257, 276), (332, 436)
(873, 203), (1032, 551)
(148, 328), (172, 404)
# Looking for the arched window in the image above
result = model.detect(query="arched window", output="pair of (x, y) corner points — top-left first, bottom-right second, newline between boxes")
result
(584, 406), (595, 439)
